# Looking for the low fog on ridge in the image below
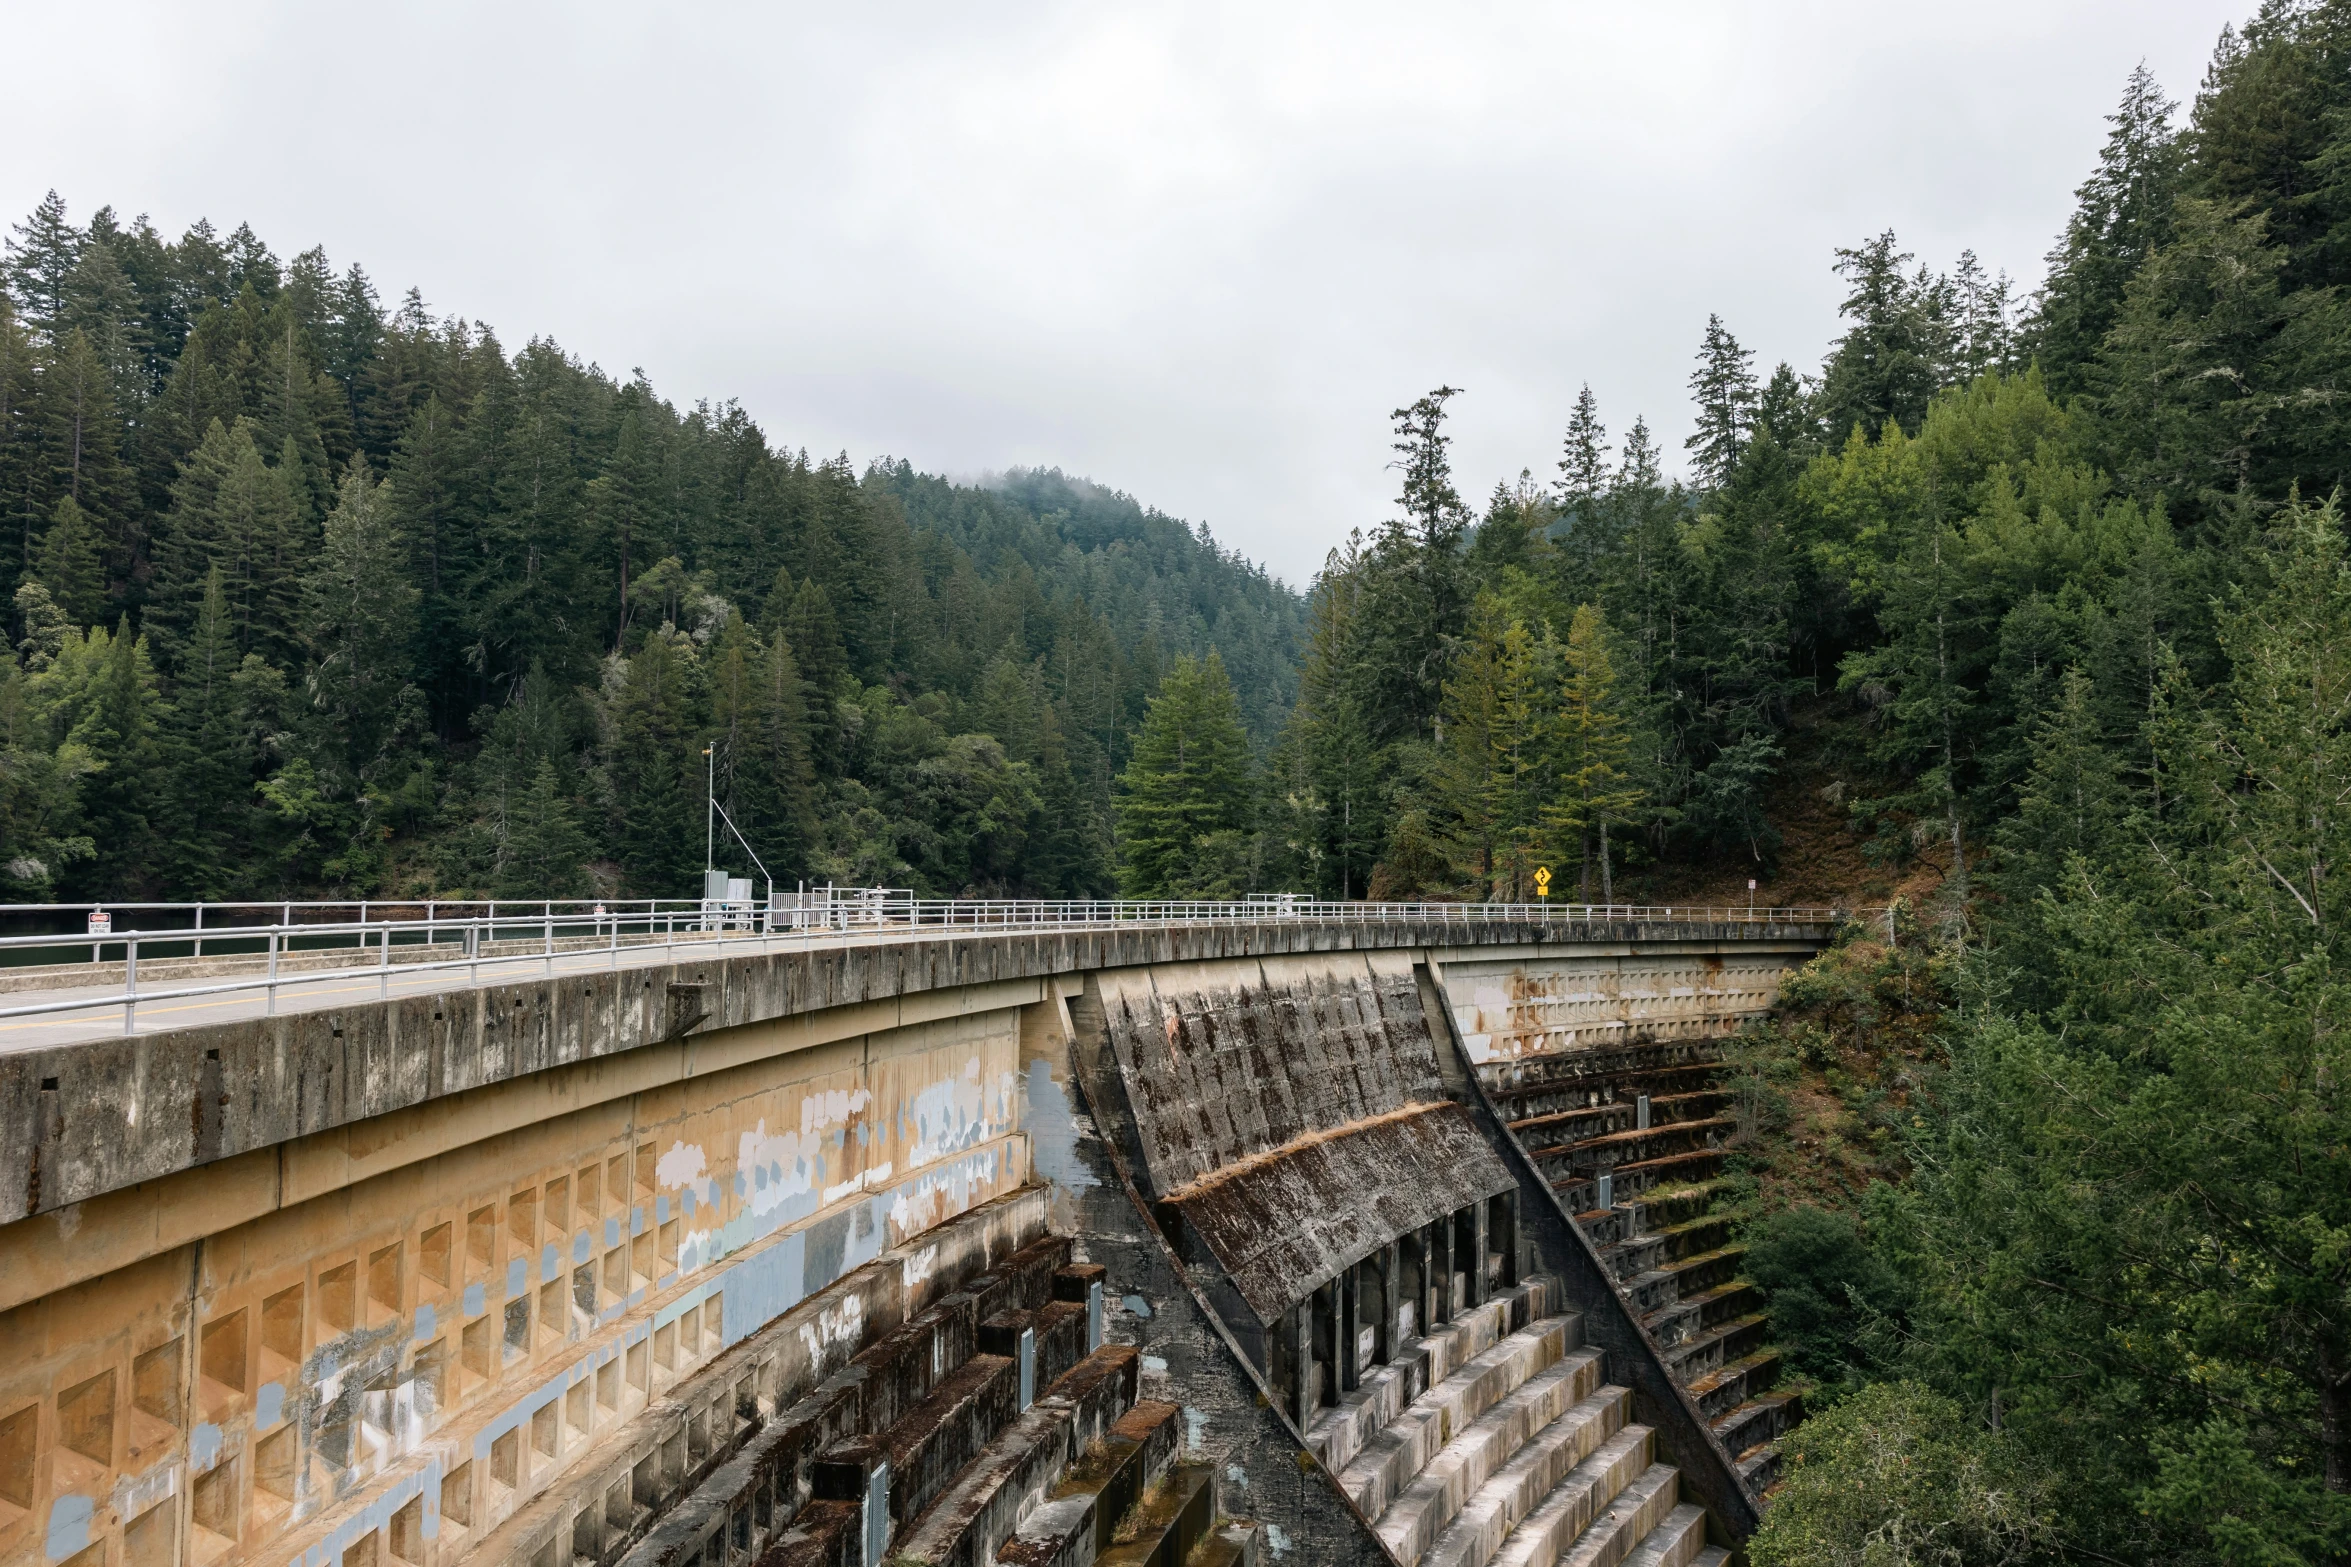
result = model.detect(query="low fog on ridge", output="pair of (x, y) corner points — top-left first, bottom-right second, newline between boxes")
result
(7, 0), (2242, 585)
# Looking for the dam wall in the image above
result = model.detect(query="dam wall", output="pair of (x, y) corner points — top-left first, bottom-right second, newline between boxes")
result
(0, 916), (1827, 1567)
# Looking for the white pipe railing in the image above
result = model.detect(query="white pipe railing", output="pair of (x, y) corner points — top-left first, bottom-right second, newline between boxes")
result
(0, 893), (1847, 1037)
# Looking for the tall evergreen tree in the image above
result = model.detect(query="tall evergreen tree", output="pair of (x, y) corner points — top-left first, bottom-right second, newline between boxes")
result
(1549, 604), (1643, 901)
(2035, 62), (2183, 394)
(1685, 315), (1758, 488)
(35, 496), (105, 628)
(5, 191), (79, 341)
(1114, 651), (1253, 896)
(1817, 231), (1952, 441)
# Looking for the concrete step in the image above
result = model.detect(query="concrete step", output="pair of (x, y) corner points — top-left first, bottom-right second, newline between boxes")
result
(1528, 1118), (1736, 1177)
(819, 1351), (1020, 1534)
(1413, 1387), (1632, 1567)
(1097, 1461), (1219, 1567)
(1480, 1042), (1726, 1102)
(1486, 1424), (1653, 1567)
(1736, 1440), (1783, 1495)
(1509, 1090), (1731, 1146)
(1620, 1503), (1709, 1567)
(1642, 1280), (1763, 1350)
(1599, 1214), (1735, 1282)
(999, 1400), (1182, 1566)
(1709, 1388), (1800, 1459)
(1621, 1246), (1746, 1317)
(1307, 1279), (1558, 1474)
(1572, 1182), (1731, 1248)
(1557, 1463), (1680, 1567)
(1490, 1063), (1725, 1122)
(1691, 1550), (1730, 1567)
(1657, 1313), (1768, 1383)
(1185, 1523), (1262, 1567)
(760, 1498), (860, 1567)
(1372, 1352), (1605, 1564)
(890, 1344), (1140, 1567)
(1551, 1151), (1728, 1213)
(1336, 1316), (1579, 1519)
(1685, 1348), (1783, 1422)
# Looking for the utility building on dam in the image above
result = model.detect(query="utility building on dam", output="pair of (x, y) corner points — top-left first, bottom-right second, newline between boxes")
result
(0, 907), (1831, 1567)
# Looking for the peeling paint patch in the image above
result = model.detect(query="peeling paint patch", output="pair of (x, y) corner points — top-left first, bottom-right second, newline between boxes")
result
(256, 1382), (286, 1429)
(463, 1282), (485, 1316)
(189, 1422), (222, 1472)
(412, 1303), (436, 1344)
(1184, 1407), (1208, 1451)
(902, 1245), (938, 1290)
(1123, 1294), (1153, 1319)
(1265, 1523), (1293, 1556)
(1141, 1355), (1169, 1374)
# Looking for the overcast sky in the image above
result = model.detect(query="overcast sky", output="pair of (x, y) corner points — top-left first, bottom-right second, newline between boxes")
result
(9, 1), (2243, 587)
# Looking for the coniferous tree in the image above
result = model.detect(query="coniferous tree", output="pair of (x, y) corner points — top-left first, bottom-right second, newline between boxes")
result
(497, 759), (592, 897)
(1816, 232), (1952, 441)
(35, 496), (105, 628)
(0, 296), (36, 574)
(1685, 315), (1758, 489)
(5, 191), (79, 341)
(302, 460), (420, 799)
(38, 328), (133, 540)
(1114, 651), (1253, 896)
(1549, 604), (1642, 902)
(2034, 63), (2183, 394)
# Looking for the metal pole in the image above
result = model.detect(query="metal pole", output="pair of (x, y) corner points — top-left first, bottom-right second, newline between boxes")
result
(545, 901), (554, 977)
(267, 925), (279, 1016)
(124, 933), (136, 1035)
(193, 904), (202, 961)
(380, 917), (390, 1000)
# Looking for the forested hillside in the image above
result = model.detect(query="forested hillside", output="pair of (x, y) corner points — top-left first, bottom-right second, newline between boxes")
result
(0, 203), (1300, 901)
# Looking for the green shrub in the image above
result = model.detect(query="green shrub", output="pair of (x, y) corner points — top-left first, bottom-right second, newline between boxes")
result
(1744, 1204), (1899, 1393)
(1751, 1381), (2057, 1567)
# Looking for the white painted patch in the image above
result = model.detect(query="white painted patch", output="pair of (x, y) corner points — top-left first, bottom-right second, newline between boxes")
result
(796, 1291), (865, 1371)
(51, 1203), (80, 1241)
(656, 1140), (708, 1190)
(1265, 1523), (1294, 1556)
(902, 1245), (938, 1290)
(822, 1173), (867, 1205)
(1184, 1406), (1208, 1451)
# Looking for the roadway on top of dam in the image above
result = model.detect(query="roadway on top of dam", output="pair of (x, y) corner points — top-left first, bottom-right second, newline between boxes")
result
(0, 904), (1843, 1054)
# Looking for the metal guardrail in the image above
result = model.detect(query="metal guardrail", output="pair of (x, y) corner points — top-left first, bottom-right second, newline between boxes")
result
(0, 893), (1845, 1037)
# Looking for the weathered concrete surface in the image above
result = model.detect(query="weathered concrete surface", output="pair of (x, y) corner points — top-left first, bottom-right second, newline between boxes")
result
(1157, 1104), (1509, 1323)
(0, 997), (1039, 1567)
(1419, 960), (1763, 1543)
(1034, 983), (1400, 1565)
(1439, 947), (1813, 1064)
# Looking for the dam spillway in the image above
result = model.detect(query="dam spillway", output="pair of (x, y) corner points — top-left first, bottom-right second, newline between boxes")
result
(0, 906), (1830, 1567)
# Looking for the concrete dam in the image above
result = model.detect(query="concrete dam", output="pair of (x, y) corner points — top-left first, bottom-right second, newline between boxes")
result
(0, 905), (1831, 1567)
